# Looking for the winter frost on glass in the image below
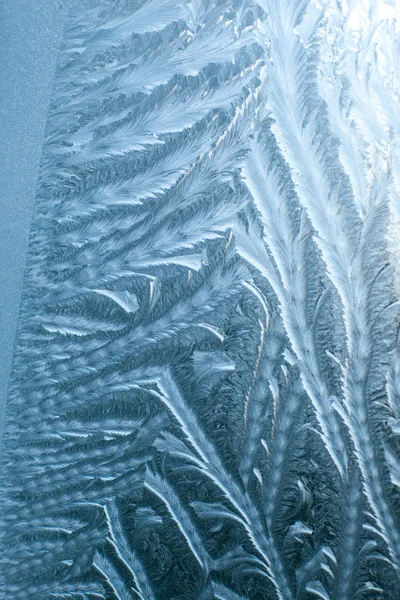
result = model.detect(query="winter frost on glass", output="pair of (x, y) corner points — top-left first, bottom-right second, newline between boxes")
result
(2, 1), (400, 599)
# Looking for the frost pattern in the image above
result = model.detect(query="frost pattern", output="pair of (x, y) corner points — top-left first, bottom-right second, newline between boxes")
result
(2, 0), (400, 599)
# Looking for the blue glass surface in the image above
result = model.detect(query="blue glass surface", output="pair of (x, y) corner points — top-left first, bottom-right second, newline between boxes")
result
(1, 1), (400, 599)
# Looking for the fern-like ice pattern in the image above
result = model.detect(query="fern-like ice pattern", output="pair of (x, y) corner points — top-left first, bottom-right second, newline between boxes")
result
(2, 0), (400, 598)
